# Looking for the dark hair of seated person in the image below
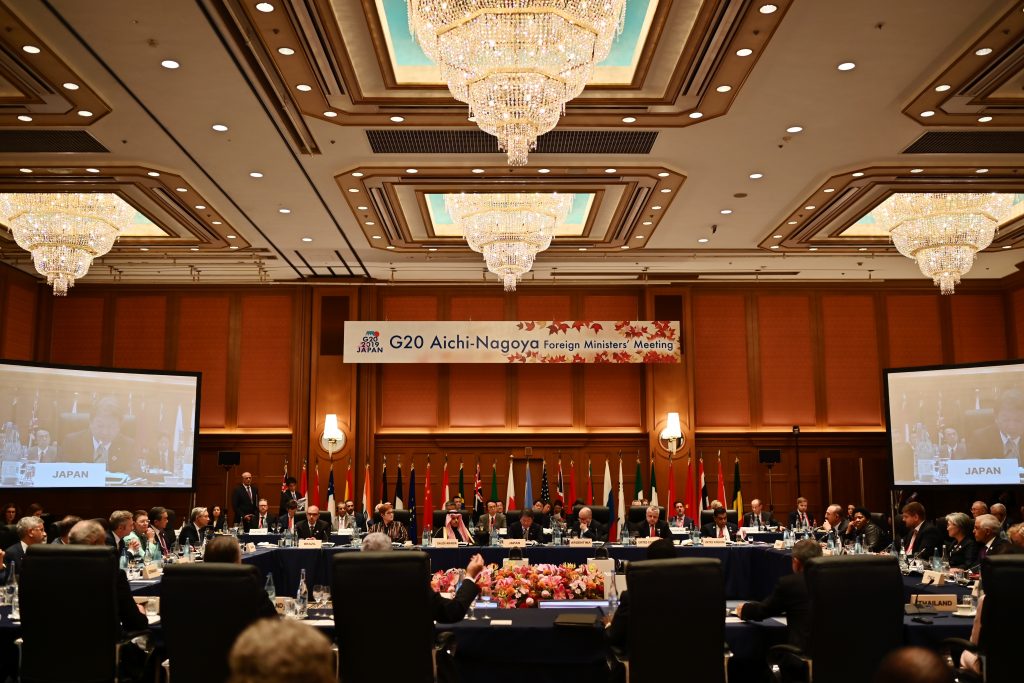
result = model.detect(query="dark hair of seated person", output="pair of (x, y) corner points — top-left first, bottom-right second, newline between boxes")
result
(203, 536), (242, 564)
(646, 538), (676, 560)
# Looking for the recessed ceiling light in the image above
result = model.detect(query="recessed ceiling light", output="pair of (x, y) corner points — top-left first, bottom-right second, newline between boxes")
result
(190, 247), (199, 252)
(301, 237), (313, 242)
(365, 221), (375, 226)
(195, 205), (206, 210)
(230, 245), (239, 250)
(468, 115), (477, 122)
(759, 4), (777, 14)
(386, 245), (395, 250)
(357, 206), (368, 210)
(786, 125), (803, 133)
(390, 116), (405, 123)
(538, 168), (550, 174)
(688, 111), (703, 119)
(698, 238), (709, 243)
(935, 84), (951, 92)
(578, 247), (587, 251)
(809, 247), (818, 251)
(62, 82), (79, 90)
(787, 220), (798, 225)
(296, 84), (312, 92)
(77, 110), (93, 117)
(17, 115), (32, 122)
(19, 168), (31, 173)
(1002, 245), (1012, 249)
(620, 245), (630, 250)
(976, 168), (989, 174)
(622, 116), (636, 123)
(371, 235), (382, 240)
(84, 167), (99, 173)
(978, 115), (993, 123)
(147, 171), (160, 177)
(920, 110), (935, 117)
(749, 172), (763, 179)
(858, 247), (867, 252)
(651, 205), (662, 210)
(212, 220), (222, 225)
(657, 172), (670, 178)
(323, 111), (338, 118)
(348, 188), (359, 193)
(140, 247), (149, 252)
(351, 172), (364, 177)
(212, 124), (228, 132)
(635, 235), (645, 239)
(472, 168), (485, 174)
(161, 60), (180, 69)
(428, 248), (438, 252)
(278, 47), (295, 56)
(278, 208), (290, 214)
(910, 168), (923, 173)
(642, 220), (653, 225)
(837, 62), (856, 71)
(716, 85), (732, 93)
(605, 168), (617, 173)
(772, 235), (783, 239)
(769, 245), (779, 249)
(405, 168), (418, 174)
(255, 2), (274, 11)
(736, 48), (753, 57)
(175, 187), (188, 192)
(22, 45), (41, 54)
(852, 172), (865, 177)
(227, 235), (237, 239)
(660, 188), (671, 193)
(249, 171), (263, 178)
(975, 48), (993, 56)
(720, 209), (733, 215)
(823, 188), (835, 192)
(804, 205), (816, 210)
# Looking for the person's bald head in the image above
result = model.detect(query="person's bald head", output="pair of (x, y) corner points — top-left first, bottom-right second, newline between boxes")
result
(871, 646), (949, 683)
(990, 503), (1006, 523)
(578, 507), (593, 524)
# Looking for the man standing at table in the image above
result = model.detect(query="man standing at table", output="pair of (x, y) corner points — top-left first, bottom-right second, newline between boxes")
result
(508, 508), (543, 542)
(788, 497), (814, 529)
(636, 505), (672, 540)
(476, 500), (506, 535)
(743, 499), (777, 529)
(737, 539), (821, 651)
(570, 506), (607, 541)
(702, 507), (738, 540)
(279, 476), (300, 516)
(246, 498), (274, 532)
(231, 471), (259, 526)
(296, 506), (331, 541)
(899, 502), (941, 558)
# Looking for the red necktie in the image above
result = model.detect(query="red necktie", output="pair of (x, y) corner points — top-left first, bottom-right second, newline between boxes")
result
(650, 526), (655, 537)
(718, 527), (723, 538)
(907, 530), (917, 553)
(259, 516), (264, 529)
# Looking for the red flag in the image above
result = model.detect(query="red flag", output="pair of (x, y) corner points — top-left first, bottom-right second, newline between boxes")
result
(567, 460), (577, 509)
(684, 457), (693, 516)
(299, 457), (308, 498)
(585, 458), (594, 505)
(361, 463), (371, 523)
(667, 455), (675, 515)
(423, 460), (434, 533)
(344, 463), (354, 503)
(313, 460), (321, 508)
(715, 457), (726, 507)
(281, 460), (289, 493)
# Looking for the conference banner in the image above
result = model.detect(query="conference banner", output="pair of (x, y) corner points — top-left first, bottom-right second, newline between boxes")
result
(343, 321), (681, 364)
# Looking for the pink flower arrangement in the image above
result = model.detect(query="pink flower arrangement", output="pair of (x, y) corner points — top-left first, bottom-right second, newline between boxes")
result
(430, 563), (605, 609)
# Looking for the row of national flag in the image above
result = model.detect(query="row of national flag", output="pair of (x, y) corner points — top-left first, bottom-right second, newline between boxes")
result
(294, 453), (746, 533)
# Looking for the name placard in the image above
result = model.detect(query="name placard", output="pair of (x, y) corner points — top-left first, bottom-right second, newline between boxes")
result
(31, 462), (106, 487)
(336, 528), (354, 536)
(634, 536), (655, 548)
(947, 459), (1019, 484)
(921, 570), (946, 586)
(297, 538), (322, 548)
(502, 538), (526, 548)
(433, 538), (459, 548)
(702, 537), (727, 547)
(142, 564), (162, 579)
(911, 593), (958, 612)
(569, 538), (593, 548)
(247, 528), (268, 535)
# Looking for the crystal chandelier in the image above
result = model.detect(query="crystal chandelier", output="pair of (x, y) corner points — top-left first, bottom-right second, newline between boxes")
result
(409, 0), (626, 165)
(873, 192), (1014, 294)
(446, 192), (573, 290)
(0, 193), (132, 295)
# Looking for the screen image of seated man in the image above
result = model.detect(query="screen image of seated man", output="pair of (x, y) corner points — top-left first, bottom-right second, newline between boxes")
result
(62, 396), (138, 476)
(966, 388), (1024, 464)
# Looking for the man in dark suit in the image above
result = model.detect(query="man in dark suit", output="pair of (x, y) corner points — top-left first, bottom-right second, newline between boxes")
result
(508, 509), (543, 542)
(61, 396), (139, 476)
(68, 519), (147, 632)
(965, 389), (1024, 463)
(149, 506), (175, 557)
(702, 507), (739, 540)
(245, 499), (275, 532)
(737, 539), (821, 651)
(669, 501), (694, 529)
(636, 505), (672, 540)
(570, 506), (607, 541)
(279, 477), (300, 516)
(295, 506), (331, 541)
(230, 471), (259, 526)
(1, 515), (45, 581)
(278, 500), (299, 533)
(974, 514), (1007, 562)
(899, 502), (942, 558)
(822, 504), (849, 537)
(743, 498), (778, 529)
(476, 501), (507, 534)
(337, 500), (366, 531)
(27, 429), (59, 463)
(106, 510), (139, 556)
(787, 497), (814, 529)
(178, 506), (211, 549)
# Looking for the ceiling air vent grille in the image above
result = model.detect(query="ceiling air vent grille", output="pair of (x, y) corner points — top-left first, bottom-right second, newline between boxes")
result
(366, 129), (657, 155)
(903, 131), (1024, 154)
(0, 130), (108, 153)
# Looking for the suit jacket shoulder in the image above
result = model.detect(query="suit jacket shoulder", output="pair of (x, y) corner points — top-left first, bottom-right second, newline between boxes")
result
(432, 576), (480, 623)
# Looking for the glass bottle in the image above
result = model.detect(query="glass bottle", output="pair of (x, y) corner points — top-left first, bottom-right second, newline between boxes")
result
(296, 568), (308, 618)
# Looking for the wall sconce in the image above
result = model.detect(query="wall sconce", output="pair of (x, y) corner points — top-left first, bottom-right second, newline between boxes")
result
(320, 413), (346, 460)
(658, 412), (684, 457)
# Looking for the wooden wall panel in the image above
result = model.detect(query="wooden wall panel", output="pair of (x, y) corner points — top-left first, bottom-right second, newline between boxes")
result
(449, 295), (506, 320)
(886, 295), (943, 368)
(2, 279), (37, 360)
(693, 293), (750, 427)
(449, 364), (506, 427)
(582, 294), (638, 320)
(379, 365), (439, 427)
(517, 365), (573, 427)
(1014, 288), (1024, 357)
(515, 294), (572, 319)
(951, 294), (1007, 363)
(112, 296), (167, 369)
(176, 295), (230, 428)
(583, 365), (642, 428)
(49, 296), (104, 366)
(757, 295), (816, 426)
(237, 294), (293, 428)
(821, 294), (881, 426)
(383, 294), (438, 320)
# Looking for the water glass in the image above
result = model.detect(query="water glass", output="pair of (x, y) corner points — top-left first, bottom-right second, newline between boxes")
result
(960, 594), (975, 612)
(146, 599), (159, 618)
(312, 585), (324, 607)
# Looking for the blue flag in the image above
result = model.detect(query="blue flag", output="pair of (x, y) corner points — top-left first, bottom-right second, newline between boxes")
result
(407, 464), (417, 537)
(524, 463), (534, 510)
(326, 468), (337, 531)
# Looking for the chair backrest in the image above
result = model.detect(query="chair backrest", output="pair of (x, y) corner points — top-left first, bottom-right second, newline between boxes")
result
(805, 555), (904, 683)
(20, 545), (121, 683)
(332, 551), (435, 682)
(699, 509), (739, 527)
(627, 558), (725, 683)
(505, 509), (521, 528)
(392, 509), (412, 530)
(587, 505), (611, 526)
(628, 505), (665, 525)
(978, 555), (1024, 683)
(161, 563), (271, 683)
(510, 509), (550, 527)
(431, 509), (472, 530)
(870, 512), (888, 530)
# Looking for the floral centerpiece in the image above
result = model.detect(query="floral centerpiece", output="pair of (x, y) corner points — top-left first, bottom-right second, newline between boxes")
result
(431, 563), (604, 609)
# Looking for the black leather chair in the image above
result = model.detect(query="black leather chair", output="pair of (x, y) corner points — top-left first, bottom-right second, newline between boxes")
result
(615, 558), (728, 683)
(943, 555), (1024, 683)
(19, 545), (150, 683)
(393, 509), (413, 530)
(432, 509), (472, 530)
(161, 563), (276, 683)
(627, 505), (665, 526)
(699, 509), (739, 528)
(505, 509), (521, 528)
(332, 551), (446, 682)
(768, 555), (904, 683)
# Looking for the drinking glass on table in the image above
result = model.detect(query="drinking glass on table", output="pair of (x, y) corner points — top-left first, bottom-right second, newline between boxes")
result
(312, 585), (325, 608)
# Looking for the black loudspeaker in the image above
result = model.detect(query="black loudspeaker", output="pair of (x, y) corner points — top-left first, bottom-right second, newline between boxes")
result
(758, 449), (781, 464)
(218, 451), (240, 467)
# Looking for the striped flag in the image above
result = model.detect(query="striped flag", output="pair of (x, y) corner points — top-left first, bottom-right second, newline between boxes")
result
(327, 468), (337, 531)
(506, 458), (516, 511)
(684, 456), (693, 515)
(362, 463), (371, 529)
(300, 456), (308, 499)
(732, 458), (743, 518)
(313, 461), (321, 508)
(602, 457), (613, 527)
(650, 458), (659, 508)
(423, 460), (433, 533)
(407, 463), (417, 537)
(490, 461), (499, 503)
(540, 459), (550, 504)
(556, 457), (565, 504)
(394, 462), (404, 510)
(458, 461), (465, 501)
(380, 457), (388, 505)
(585, 459), (593, 505)
(698, 457), (708, 510)
(666, 455), (674, 515)
(473, 461), (484, 517)
(568, 460), (577, 508)
(633, 459), (643, 502)
(344, 463), (353, 505)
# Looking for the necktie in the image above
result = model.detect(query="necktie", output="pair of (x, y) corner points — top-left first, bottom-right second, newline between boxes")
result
(94, 444), (108, 463)
(650, 526), (655, 537)
(490, 516), (494, 529)
(159, 533), (168, 555)
(907, 529), (918, 553)
(259, 516), (264, 529)
(246, 486), (252, 503)
(718, 527), (723, 538)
